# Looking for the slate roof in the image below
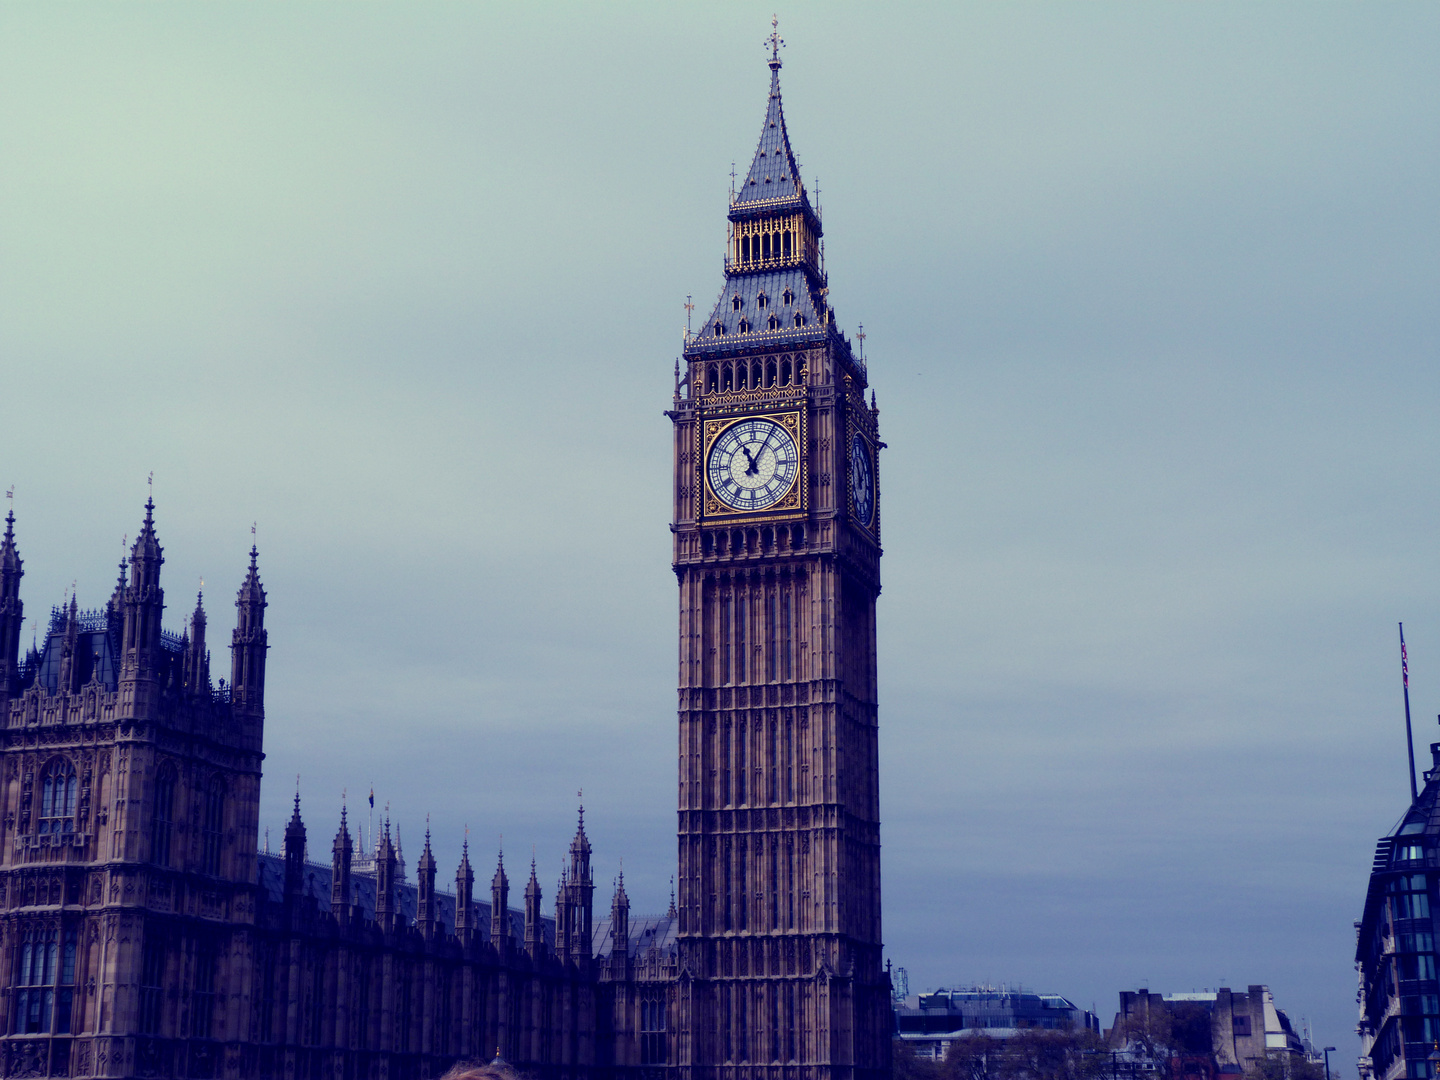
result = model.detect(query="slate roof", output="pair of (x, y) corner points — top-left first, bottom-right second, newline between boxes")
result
(686, 267), (829, 358)
(592, 913), (678, 960)
(732, 61), (810, 218)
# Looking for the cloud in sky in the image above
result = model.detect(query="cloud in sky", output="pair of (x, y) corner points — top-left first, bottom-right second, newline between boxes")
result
(1, 2), (1437, 1058)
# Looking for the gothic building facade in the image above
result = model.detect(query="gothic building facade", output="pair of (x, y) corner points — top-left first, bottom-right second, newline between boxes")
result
(0, 43), (889, 1080)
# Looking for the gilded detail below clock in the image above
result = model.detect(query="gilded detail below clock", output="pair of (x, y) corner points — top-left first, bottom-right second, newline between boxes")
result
(706, 417), (800, 513)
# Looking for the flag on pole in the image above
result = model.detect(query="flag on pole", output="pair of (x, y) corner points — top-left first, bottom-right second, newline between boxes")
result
(369, 788), (374, 809)
(1404, 640), (1410, 689)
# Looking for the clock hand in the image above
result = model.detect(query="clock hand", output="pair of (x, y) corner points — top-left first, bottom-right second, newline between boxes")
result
(740, 444), (760, 475)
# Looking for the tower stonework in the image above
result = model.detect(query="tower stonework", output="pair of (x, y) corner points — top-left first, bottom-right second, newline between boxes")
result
(0, 501), (266, 1080)
(668, 48), (891, 1080)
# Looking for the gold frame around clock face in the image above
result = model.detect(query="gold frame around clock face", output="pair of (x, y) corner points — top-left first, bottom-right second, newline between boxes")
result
(700, 411), (805, 521)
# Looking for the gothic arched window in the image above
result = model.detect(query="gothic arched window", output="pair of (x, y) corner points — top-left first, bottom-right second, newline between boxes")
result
(201, 778), (225, 876)
(13, 928), (76, 1034)
(39, 760), (77, 836)
(757, 293), (767, 309)
(768, 315), (779, 331)
(732, 295), (742, 311)
(782, 288), (793, 306)
(152, 767), (176, 868)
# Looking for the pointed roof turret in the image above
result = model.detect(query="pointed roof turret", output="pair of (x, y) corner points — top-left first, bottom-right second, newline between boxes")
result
(455, 833), (476, 944)
(236, 546), (266, 619)
(732, 22), (810, 217)
(0, 509), (20, 577)
(613, 869), (629, 910)
(458, 833), (473, 881)
(130, 498), (164, 579)
(687, 32), (846, 360)
(283, 785), (307, 898)
(492, 846), (508, 891)
(0, 508), (21, 686)
(571, 804), (592, 858)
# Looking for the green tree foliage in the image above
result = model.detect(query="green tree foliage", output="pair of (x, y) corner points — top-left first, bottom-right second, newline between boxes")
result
(894, 1039), (945, 1080)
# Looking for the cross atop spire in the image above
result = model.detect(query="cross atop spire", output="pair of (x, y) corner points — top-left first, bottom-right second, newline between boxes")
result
(767, 14), (783, 69)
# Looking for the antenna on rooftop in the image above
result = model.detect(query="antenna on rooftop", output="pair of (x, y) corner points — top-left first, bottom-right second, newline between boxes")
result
(1402, 623), (1418, 801)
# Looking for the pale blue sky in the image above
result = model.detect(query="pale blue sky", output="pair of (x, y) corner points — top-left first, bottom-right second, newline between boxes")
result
(2, 3), (1437, 1060)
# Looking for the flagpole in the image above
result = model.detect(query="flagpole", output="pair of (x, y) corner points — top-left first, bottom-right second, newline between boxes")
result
(1402, 623), (1418, 802)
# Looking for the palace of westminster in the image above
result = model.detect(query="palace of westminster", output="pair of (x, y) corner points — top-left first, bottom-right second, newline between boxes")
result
(0, 43), (890, 1080)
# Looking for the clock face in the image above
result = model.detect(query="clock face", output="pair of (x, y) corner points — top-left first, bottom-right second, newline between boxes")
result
(707, 417), (800, 512)
(850, 432), (874, 526)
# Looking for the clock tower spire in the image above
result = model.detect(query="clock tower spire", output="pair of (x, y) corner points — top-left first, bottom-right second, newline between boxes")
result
(668, 36), (890, 1080)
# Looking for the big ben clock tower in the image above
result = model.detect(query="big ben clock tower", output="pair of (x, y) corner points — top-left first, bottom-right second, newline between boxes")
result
(667, 32), (891, 1080)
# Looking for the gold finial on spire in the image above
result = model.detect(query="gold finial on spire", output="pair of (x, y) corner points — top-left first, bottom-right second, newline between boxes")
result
(768, 15), (783, 68)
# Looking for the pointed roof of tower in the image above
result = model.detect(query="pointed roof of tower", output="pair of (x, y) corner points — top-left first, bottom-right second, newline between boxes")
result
(492, 846), (508, 890)
(334, 803), (351, 849)
(237, 545), (266, 608)
(613, 870), (629, 909)
(285, 787), (306, 848)
(732, 32), (810, 217)
(418, 824), (436, 870)
(0, 509), (19, 575)
(131, 498), (164, 569)
(378, 816), (393, 856)
(526, 856), (541, 898)
(570, 804), (591, 858)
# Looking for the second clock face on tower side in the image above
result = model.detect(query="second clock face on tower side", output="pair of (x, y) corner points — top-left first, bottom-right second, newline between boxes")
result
(851, 431), (874, 527)
(706, 417), (800, 512)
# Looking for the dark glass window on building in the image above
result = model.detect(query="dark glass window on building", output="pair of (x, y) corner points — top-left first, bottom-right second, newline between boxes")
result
(1399, 954), (1438, 981)
(191, 941), (216, 1039)
(152, 771), (176, 867)
(39, 760), (77, 835)
(641, 998), (667, 1064)
(1392, 875), (1432, 920)
(139, 938), (166, 1035)
(13, 928), (75, 1034)
(201, 780), (224, 876)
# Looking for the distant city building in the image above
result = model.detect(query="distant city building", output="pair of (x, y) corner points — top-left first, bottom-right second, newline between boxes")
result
(1357, 743), (1440, 1080)
(895, 986), (1100, 1060)
(1108, 986), (1311, 1080)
